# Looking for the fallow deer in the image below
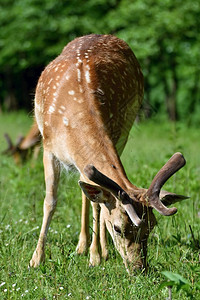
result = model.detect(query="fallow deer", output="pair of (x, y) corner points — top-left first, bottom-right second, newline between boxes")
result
(3, 120), (41, 164)
(29, 34), (187, 271)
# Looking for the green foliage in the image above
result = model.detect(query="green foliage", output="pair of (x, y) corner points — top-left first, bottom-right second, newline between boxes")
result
(106, 0), (200, 123)
(159, 271), (191, 294)
(0, 0), (200, 120)
(158, 270), (200, 298)
(0, 112), (200, 299)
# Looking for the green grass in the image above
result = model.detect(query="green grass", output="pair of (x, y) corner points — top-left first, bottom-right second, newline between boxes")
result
(0, 112), (199, 299)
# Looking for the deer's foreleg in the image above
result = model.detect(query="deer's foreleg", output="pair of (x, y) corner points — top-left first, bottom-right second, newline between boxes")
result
(30, 149), (60, 267)
(76, 192), (90, 255)
(89, 202), (101, 266)
(100, 209), (108, 261)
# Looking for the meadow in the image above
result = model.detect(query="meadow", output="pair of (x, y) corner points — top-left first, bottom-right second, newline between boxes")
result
(0, 111), (199, 299)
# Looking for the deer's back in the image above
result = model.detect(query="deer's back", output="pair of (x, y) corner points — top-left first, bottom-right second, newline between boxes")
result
(35, 34), (143, 155)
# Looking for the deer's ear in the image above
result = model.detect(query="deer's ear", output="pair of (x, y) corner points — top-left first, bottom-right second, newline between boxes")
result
(160, 190), (189, 206)
(79, 181), (105, 203)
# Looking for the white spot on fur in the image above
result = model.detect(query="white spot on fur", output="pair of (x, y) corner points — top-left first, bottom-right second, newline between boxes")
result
(49, 105), (55, 113)
(77, 69), (81, 82)
(48, 78), (53, 85)
(60, 105), (66, 110)
(58, 109), (63, 114)
(63, 117), (69, 126)
(68, 90), (75, 95)
(85, 70), (91, 83)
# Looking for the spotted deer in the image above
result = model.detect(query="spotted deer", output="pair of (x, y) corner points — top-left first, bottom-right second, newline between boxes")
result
(30, 34), (187, 271)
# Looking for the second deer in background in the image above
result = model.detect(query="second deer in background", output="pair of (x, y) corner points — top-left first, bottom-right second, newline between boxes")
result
(3, 120), (41, 164)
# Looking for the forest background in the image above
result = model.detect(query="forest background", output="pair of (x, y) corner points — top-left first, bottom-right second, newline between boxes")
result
(0, 0), (199, 124)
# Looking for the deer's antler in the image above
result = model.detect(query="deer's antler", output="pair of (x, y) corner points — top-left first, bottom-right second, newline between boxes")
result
(146, 152), (186, 215)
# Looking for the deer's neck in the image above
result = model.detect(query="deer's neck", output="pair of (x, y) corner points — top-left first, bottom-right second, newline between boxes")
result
(72, 130), (132, 191)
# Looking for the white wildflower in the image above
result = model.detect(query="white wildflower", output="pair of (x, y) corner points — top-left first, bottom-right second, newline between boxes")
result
(0, 282), (6, 287)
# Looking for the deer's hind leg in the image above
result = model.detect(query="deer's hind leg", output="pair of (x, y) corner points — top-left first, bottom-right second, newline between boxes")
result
(30, 149), (60, 267)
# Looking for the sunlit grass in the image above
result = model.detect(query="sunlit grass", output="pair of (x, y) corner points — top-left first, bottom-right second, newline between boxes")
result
(0, 112), (199, 299)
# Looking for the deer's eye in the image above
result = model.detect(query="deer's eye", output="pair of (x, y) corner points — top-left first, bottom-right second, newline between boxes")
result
(113, 225), (122, 235)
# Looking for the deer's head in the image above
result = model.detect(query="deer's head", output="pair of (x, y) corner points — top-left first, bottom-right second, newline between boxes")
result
(2, 133), (25, 164)
(79, 152), (188, 271)
(2, 121), (40, 164)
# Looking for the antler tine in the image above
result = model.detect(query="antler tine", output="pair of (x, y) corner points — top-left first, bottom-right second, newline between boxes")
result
(84, 165), (141, 226)
(146, 152), (186, 216)
(2, 133), (14, 155)
(4, 133), (13, 149)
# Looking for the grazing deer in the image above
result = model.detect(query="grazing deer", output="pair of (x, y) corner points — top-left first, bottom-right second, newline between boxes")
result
(3, 120), (41, 164)
(29, 34), (187, 271)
